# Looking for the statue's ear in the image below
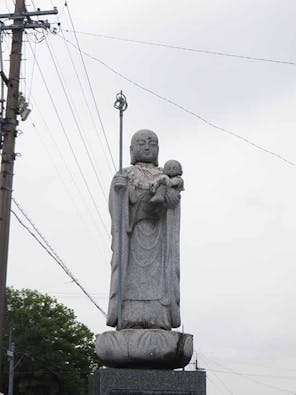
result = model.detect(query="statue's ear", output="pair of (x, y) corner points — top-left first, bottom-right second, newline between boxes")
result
(154, 146), (159, 166)
(130, 145), (135, 165)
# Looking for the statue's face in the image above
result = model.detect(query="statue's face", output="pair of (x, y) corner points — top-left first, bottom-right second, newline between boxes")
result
(130, 130), (159, 165)
(164, 160), (182, 177)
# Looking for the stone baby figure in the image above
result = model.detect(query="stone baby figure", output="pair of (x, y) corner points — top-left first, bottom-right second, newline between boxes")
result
(150, 159), (184, 204)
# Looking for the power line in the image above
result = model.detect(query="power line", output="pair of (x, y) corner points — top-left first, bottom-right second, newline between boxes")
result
(206, 373), (233, 395)
(11, 201), (107, 318)
(199, 353), (296, 394)
(64, 1), (117, 170)
(9, 41), (101, 253)
(44, 36), (108, 204)
(206, 368), (296, 381)
(47, 293), (107, 300)
(22, 36), (108, 250)
(47, 291), (107, 297)
(60, 34), (296, 168)
(4, 0), (12, 13)
(58, 28), (114, 175)
(27, 2), (111, 236)
(29, 114), (106, 249)
(26, 38), (110, 240)
(0, 31), (5, 123)
(13, 52), (109, 246)
(21, 28), (27, 97)
(221, 359), (296, 374)
(27, 36), (36, 103)
(198, 354), (233, 395)
(62, 29), (296, 67)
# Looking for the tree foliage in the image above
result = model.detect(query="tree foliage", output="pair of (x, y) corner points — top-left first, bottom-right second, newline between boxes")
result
(2, 287), (98, 395)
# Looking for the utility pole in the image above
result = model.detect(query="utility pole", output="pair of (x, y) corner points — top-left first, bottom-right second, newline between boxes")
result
(7, 328), (14, 395)
(0, 0), (57, 386)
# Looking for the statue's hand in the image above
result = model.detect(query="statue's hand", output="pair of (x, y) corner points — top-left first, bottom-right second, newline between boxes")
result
(112, 174), (128, 191)
(165, 188), (181, 208)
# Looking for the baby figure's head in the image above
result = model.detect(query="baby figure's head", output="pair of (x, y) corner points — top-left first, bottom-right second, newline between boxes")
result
(163, 160), (183, 177)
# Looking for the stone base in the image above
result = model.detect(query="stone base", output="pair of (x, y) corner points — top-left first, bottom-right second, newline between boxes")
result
(89, 368), (206, 395)
(96, 329), (193, 369)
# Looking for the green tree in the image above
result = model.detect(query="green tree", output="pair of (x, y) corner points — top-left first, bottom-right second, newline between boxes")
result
(2, 287), (98, 395)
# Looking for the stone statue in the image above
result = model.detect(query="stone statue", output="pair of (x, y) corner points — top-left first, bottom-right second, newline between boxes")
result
(107, 129), (183, 330)
(96, 129), (193, 370)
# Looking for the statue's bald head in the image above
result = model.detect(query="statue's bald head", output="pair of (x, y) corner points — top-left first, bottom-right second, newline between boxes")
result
(130, 129), (159, 165)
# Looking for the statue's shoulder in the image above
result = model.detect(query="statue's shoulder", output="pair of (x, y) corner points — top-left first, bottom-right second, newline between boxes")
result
(113, 165), (164, 183)
(112, 167), (132, 178)
(124, 166), (134, 175)
(124, 166), (138, 179)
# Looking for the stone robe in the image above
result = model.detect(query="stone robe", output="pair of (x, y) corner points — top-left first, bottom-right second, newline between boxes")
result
(106, 163), (181, 329)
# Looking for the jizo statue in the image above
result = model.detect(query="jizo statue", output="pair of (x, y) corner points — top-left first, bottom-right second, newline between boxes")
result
(96, 129), (193, 369)
(107, 129), (184, 330)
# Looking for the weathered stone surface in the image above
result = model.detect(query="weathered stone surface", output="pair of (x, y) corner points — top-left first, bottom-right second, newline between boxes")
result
(107, 130), (183, 330)
(97, 129), (195, 371)
(96, 329), (193, 370)
(89, 368), (206, 395)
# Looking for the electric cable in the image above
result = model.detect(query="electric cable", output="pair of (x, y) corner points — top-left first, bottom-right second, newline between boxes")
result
(21, 29), (27, 98)
(29, 101), (105, 240)
(63, 29), (296, 67)
(29, 2), (112, 187)
(44, 36), (108, 204)
(198, 353), (233, 394)
(27, 37), (36, 103)
(26, 3), (110, 237)
(30, 114), (106, 249)
(11, 204), (107, 318)
(199, 353), (296, 394)
(46, 291), (107, 299)
(27, 38), (110, 240)
(58, 28), (114, 175)
(12, 51), (107, 249)
(64, 1), (117, 170)
(205, 368), (296, 381)
(4, 0), (11, 13)
(18, 61), (109, 255)
(219, 359), (296, 374)
(61, 34), (296, 168)
(206, 373), (233, 395)
(0, 30), (5, 124)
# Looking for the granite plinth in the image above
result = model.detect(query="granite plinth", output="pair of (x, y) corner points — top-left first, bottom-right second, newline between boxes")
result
(89, 368), (206, 395)
(96, 329), (193, 369)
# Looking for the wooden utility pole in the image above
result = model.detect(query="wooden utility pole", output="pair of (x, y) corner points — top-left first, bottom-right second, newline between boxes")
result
(0, 0), (57, 385)
(0, 0), (26, 380)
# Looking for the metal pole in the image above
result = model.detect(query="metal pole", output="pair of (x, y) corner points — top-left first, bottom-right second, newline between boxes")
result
(114, 91), (127, 331)
(119, 108), (123, 173)
(0, 0), (25, 382)
(7, 328), (14, 395)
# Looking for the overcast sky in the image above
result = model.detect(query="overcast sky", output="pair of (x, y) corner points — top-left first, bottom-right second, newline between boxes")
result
(1, 0), (296, 394)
